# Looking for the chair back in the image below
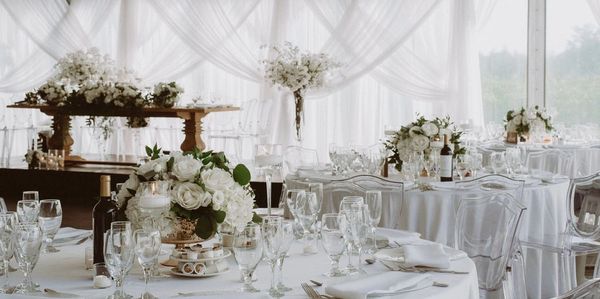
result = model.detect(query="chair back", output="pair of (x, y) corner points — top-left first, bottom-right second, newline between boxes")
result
(454, 175), (527, 291)
(550, 277), (600, 299)
(284, 146), (319, 174)
(325, 175), (404, 229)
(526, 149), (574, 177)
(567, 172), (600, 241)
(455, 174), (525, 202)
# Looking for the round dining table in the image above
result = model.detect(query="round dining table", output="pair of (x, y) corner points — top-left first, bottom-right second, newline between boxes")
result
(2, 228), (479, 299)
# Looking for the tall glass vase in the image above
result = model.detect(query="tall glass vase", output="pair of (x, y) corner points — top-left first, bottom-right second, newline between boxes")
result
(293, 90), (304, 143)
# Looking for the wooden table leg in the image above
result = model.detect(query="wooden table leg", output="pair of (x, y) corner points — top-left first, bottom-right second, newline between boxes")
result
(179, 112), (207, 152)
(48, 114), (74, 156)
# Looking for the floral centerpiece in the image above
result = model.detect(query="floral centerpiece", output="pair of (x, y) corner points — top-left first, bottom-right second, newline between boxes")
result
(20, 48), (184, 129)
(504, 106), (553, 142)
(262, 42), (340, 141)
(116, 144), (260, 239)
(384, 115), (465, 172)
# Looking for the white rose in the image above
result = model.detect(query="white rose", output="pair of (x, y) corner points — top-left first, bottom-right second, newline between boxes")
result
(201, 168), (235, 192)
(172, 182), (211, 210)
(138, 160), (159, 177)
(421, 122), (439, 137)
(211, 190), (225, 211)
(408, 126), (422, 137)
(513, 115), (523, 125)
(411, 135), (430, 152)
(541, 112), (549, 119)
(172, 155), (201, 182)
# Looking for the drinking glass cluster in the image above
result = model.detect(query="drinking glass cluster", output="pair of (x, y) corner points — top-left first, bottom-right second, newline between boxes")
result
(328, 144), (385, 175)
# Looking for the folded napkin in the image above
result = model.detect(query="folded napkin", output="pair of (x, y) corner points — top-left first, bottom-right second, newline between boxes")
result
(386, 230), (422, 246)
(403, 244), (450, 269)
(53, 227), (91, 244)
(325, 272), (432, 299)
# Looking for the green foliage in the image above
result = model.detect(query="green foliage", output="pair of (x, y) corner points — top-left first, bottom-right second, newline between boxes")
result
(145, 144), (161, 160)
(233, 164), (251, 185)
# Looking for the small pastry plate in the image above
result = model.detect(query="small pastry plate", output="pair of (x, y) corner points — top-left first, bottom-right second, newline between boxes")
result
(170, 249), (232, 263)
(169, 267), (230, 278)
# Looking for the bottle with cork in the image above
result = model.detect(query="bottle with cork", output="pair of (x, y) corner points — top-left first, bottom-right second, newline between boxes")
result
(92, 175), (118, 264)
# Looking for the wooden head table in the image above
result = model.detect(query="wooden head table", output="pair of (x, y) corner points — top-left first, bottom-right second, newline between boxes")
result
(7, 104), (239, 156)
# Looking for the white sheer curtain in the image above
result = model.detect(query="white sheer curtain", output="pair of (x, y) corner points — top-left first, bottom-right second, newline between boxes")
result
(589, 0), (600, 24)
(0, 0), (495, 162)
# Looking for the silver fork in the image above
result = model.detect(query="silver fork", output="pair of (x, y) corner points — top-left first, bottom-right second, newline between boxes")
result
(301, 282), (321, 299)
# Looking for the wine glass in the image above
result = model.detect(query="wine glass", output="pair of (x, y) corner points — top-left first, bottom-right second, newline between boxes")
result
(365, 191), (382, 228)
(137, 181), (170, 277)
(345, 203), (370, 274)
(294, 192), (319, 255)
(38, 199), (62, 253)
(276, 220), (295, 292)
(105, 221), (134, 299)
(255, 144), (283, 217)
(505, 148), (522, 175)
(16, 200), (40, 223)
(233, 223), (263, 293)
(0, 212), (17, 293)
(133, 229), (161, 299)
(304, 182), (323, 252)
(283, 189), (306, 239)
(13, 223), (43, 294)
(491, 152), (506, 174)
(470, 152), (483, 177)
(261, 216), (283, 297)
(339, 196), (364, 274)
(0, 198), (6, 213)
(22, 191), (39, 201)
(320, 213), (346, 277)
(455, 155), (470, 180)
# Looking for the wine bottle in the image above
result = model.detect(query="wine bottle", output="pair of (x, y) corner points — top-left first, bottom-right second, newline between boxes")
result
(440, 134), (453, 182)
(93, 175), (118, 264)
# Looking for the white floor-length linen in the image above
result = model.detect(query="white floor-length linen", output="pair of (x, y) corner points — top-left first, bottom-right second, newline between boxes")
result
(2, 228), (479, 299)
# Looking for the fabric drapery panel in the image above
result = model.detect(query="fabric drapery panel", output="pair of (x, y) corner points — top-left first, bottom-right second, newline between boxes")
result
(588, 0), (600, 25)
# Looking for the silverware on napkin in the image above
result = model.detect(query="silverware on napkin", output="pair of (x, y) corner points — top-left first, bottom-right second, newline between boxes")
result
(380, 260), (469, 275)
(43, 288), (80, 298)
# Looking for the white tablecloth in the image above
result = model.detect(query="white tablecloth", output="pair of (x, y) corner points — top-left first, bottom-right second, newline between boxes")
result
(287, 173), (571, 299)
(0, 228), (478, 299)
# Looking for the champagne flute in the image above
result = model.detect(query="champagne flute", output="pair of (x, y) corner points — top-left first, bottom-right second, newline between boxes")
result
(233, 223), (263, 293)
(276, 220), (295, 292)
(22, 191), (39, 201)
(320, 213), (346, 277)
(133, 229), (161, 299)
(38, 199), (62, 253)
(0, 212), (17, 293)
(339, 196), (364, 274)
(294, 192), (319, 255)
(13, 223), (43, 294)
(16, 200), (40, 223)
(283, 189), (306, 239)
(365, 191), (382, 228)
(105, 222), (134, 299)
(261, 216), (283, 297)
(255, 144), (283, 217)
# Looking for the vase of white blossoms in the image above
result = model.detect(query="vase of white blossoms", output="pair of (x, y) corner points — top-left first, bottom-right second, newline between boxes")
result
(504, 106), (553, 143)
(263, 42), (339, 142)
(384, 116), (465, 172)
(116, 144), (261, 240)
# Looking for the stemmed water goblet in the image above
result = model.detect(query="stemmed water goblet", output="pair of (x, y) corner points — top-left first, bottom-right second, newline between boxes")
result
(0, 212), (17, 293)
(275, 220), (295, 292)
(261, 216), (284, 297)
(137, 181), (171, 278)
(17, 200), (40, 223)
(233, 223), (263, 293)
(320, 213), (346, 277)
(255, 144), (283, 217)
(339, 196), (364, 274)
(38, 199), (62, 253)
(133, 229), (161, 299)
(491, 152), (506, 174)
(13, 223), (43, 294)
(105, 221), (135, 299)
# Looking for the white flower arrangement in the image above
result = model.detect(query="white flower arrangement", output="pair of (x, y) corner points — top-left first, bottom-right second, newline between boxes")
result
(262, 42), (340, 140)
(116, 145), (259, 239)
(504, 105), (553, 136)
(150, 82), (184, 108)
(384, 115), (465, 171)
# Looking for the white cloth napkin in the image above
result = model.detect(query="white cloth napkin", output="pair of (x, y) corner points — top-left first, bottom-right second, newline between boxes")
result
(403, 243), (450, 269)
(325, 272), (432, 299)
(387, 231), (422, 246)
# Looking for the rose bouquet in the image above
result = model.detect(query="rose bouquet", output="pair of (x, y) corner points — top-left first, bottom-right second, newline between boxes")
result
(505, 105), (553, 139)
(116, 145), (260, 239)
(150, 82), (184, 108)
(262, 42), (340, 141)
(384, 115), (465, 171)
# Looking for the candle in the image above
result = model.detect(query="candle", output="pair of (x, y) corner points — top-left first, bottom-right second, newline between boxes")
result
(138, 195), (170, 209)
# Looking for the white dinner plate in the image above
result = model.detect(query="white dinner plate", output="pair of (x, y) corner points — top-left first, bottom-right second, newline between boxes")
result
(169, 267), (230, 278)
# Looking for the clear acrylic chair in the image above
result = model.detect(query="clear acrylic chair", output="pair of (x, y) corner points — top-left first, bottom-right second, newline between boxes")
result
(454, 174), (527, 298)
(325, 175), (404, 229)
(284, 146), (319, 175)
(520, 172), (600, 295)
(526, 149), (574, 178)
(550, 277), (600, 299)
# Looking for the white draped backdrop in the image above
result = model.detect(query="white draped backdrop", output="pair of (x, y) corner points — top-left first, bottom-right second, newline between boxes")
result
(0, 0), (507, 161)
